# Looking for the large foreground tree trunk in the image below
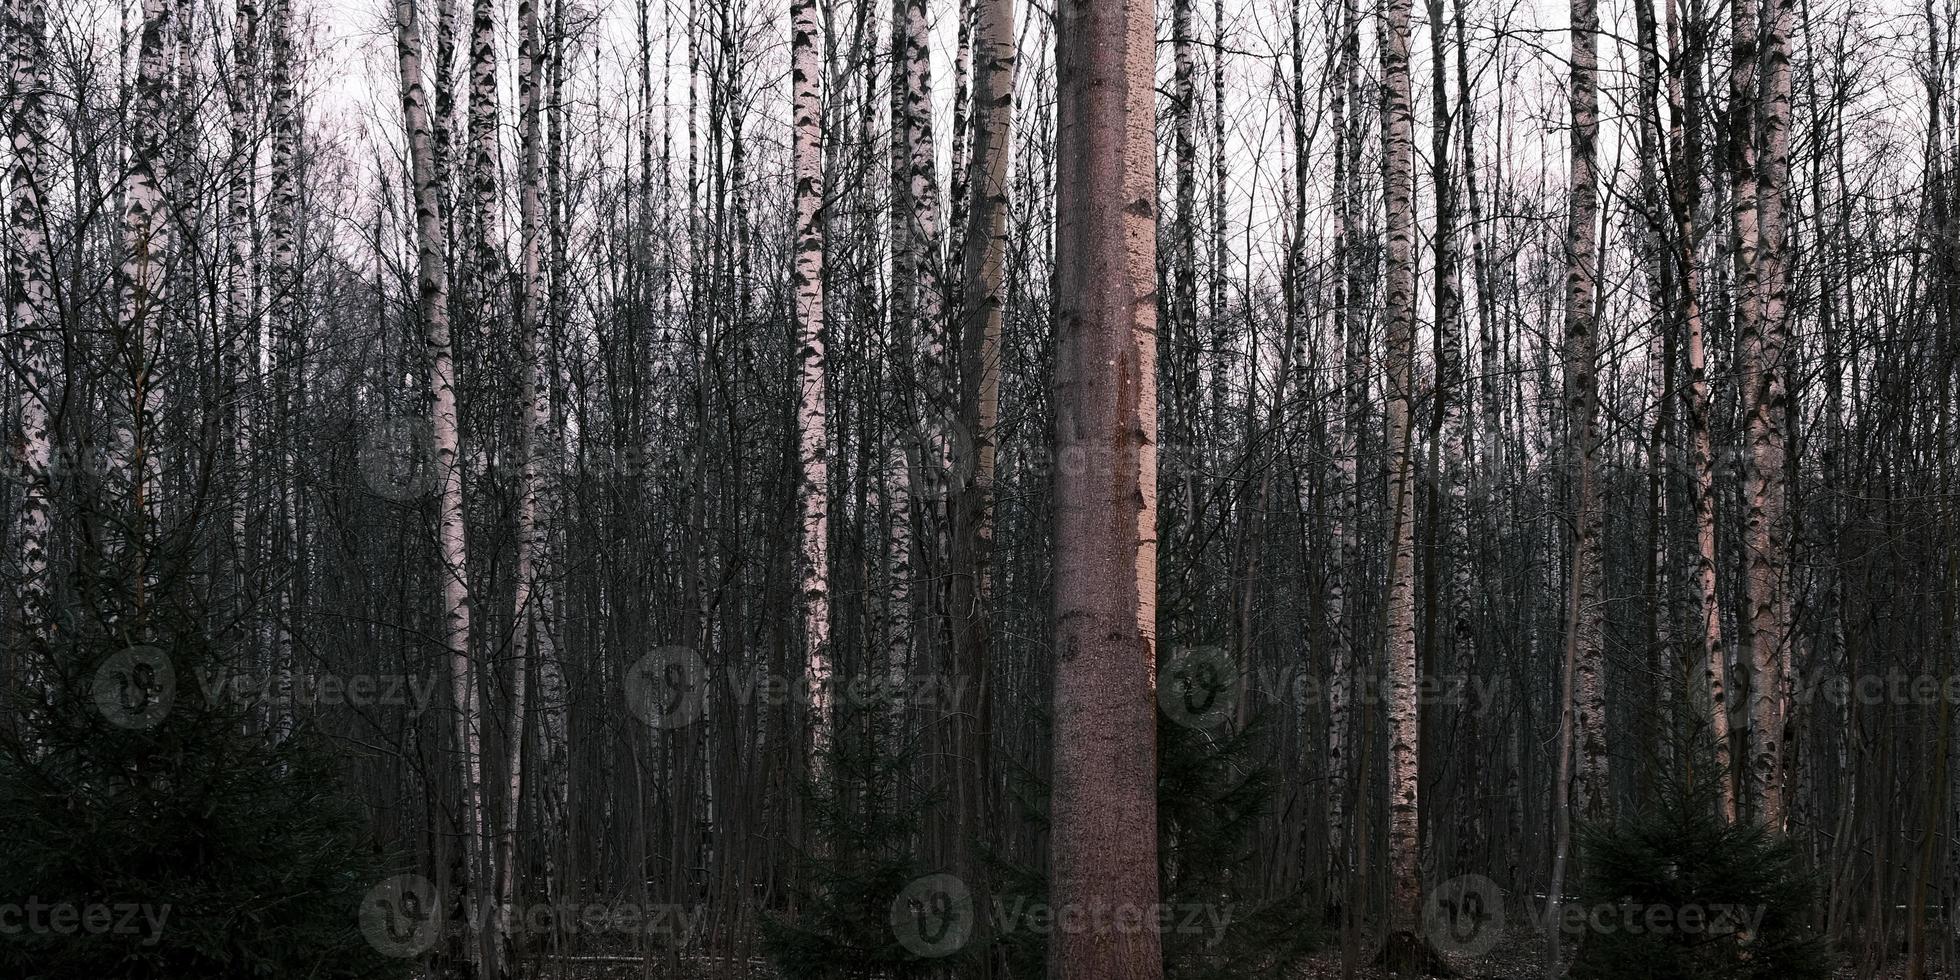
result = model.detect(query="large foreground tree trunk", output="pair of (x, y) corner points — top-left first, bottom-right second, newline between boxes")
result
(1048, 0), (1161, 972)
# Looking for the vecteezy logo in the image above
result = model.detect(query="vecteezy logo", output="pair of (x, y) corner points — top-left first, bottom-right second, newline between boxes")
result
(360, 874), (441, 957)
(1423, 873), (1505, 957)
(625, 646), (709, 730)
(890, 873), (973, 958)
(1158, 645), (1238, 731)
(93, 645), (175, 730)
(358, 416), (437, 502)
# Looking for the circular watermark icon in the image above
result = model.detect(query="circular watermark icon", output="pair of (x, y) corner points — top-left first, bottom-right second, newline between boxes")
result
(890, 873), (973, 958)
(360, 874), (442, 957)
(1423, 873), (1505, 957)
(1158, 645), (1239, 731)
(625, 646), (709, 730)
(92, 645), (175, 730)
(358, 416), (437, 502)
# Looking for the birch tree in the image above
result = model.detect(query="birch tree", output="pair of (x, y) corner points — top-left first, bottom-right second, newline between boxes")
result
(949, 0), (1012, 958)
(6, 0), (55, 641)
(1546, 0), (1605, 964)
(1742, 0), (1795, 834)
(497, 0), (554, 957)
(395, 0), (490, 972)
(1564, 0), (1606, 822)
(223, 0), (258, 595)
(117, 0), (176, 540)
(792, 0), (831, 771)
(1379, 0), (1425, 959)
(1667, 0), (1733, 822)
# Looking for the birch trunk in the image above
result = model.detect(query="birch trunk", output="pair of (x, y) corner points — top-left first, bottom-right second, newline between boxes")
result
(901, 0), (943, 399)
(1427, 0), (1473, 789)
(395, 1), (490, 971)
(498, 0), (552, 955)
(224, 0), (258, 594)
(7, 0), (56, 639)
(791, 0), (832, 771)
(1170, 0), (1197, 472)
(265, 0), (301, 736)
(1668, 0), (1733, 821)
(1564, 0), (1608, 822)
(1743, 0), (1794, 833)
(948, 0), (1011, 961)
(460, 0), (500, 960)
(1324, 0), (1361, 907)
(468, 0), (504, 322)
(1380, 0), (1425, 952)
(536, 0), (571, 896)
(118, 0), (175, 544)
(1049, 0), (1161, 969)
(884, 0), (916, 677)
(1547, 0), (1605, 967)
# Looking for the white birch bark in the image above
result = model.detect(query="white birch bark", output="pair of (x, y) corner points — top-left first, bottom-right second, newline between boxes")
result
(499, 0), (553, 950)
(947, 0), (1011, 952)
(906, 0), (950, 506)
(1380, 0), (1424, 946)
(1547, 0), (1606, 968)
(117, 0), (175, 531)
(1429, 0), (1474, 704)
(395, 0), (490, 969)
(7, 0), (56, 639)
(224, 0), (259, 590)
(792, 0), (832, 769)
(467, 0), (504, 323)
(1170, 0), (1197, 470)
(1565, 0), (1608, 822)
(1667, 0), (1732, 820)
(535, 0), (570, 892)
(1744, 0), (1795, 833)
(884, 0), (909, 640)
(265, 0), (301, 736)
(1324, 0), (1361, 899)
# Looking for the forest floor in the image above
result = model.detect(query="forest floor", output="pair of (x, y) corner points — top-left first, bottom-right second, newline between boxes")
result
(502, 928), (1954, 979)
(1287, 920), (1953, 979)
(508, 938), (1954, 980)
